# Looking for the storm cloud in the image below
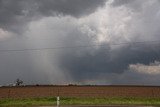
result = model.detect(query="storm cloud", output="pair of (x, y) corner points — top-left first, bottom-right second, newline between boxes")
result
(0, 0), (106, 33)
(0, 0), (160, 85)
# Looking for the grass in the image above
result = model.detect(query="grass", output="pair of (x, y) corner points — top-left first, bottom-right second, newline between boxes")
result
(1, 97), (160, 106)
(0, 97), (56, 107)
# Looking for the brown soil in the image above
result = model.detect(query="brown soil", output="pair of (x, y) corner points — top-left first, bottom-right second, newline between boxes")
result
(0, 85), (160, 99)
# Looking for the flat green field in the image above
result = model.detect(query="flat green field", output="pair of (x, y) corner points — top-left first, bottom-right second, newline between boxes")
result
(1, 97), (160, 107)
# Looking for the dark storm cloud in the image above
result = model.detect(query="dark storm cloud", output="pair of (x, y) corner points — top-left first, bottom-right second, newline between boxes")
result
(0, 0), (25, 32)
(0, 0), (106, 33)
(58, 43), (160, 81)
(0, 0), (107, 84)
(1, 0), (160, 85)
(35, 0), (106, 17)
(111, 0), (149, 12)
(111, 0), (134, 6)
(51, 0), (160, 83)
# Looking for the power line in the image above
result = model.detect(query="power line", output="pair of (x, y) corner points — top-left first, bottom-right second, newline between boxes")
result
(0, 40), (160, 52)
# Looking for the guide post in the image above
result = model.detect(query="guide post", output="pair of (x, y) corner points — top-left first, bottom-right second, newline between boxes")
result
(57, 96), (60, 107)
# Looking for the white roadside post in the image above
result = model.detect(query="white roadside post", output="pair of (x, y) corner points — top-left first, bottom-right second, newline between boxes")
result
(57, 96), (60, 107)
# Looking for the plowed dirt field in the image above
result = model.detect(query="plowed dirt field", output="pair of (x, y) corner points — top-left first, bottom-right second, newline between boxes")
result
(1, 86), (160, 99)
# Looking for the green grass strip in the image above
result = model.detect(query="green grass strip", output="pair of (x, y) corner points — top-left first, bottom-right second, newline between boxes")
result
(1, 97), (160, 107)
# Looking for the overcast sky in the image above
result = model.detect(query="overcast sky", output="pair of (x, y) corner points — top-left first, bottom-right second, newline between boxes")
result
(0, 0), (160, 85)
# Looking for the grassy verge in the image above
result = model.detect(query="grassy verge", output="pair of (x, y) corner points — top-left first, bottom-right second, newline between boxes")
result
(1, 97), (160, 107)
(0, 97), (56, 107)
